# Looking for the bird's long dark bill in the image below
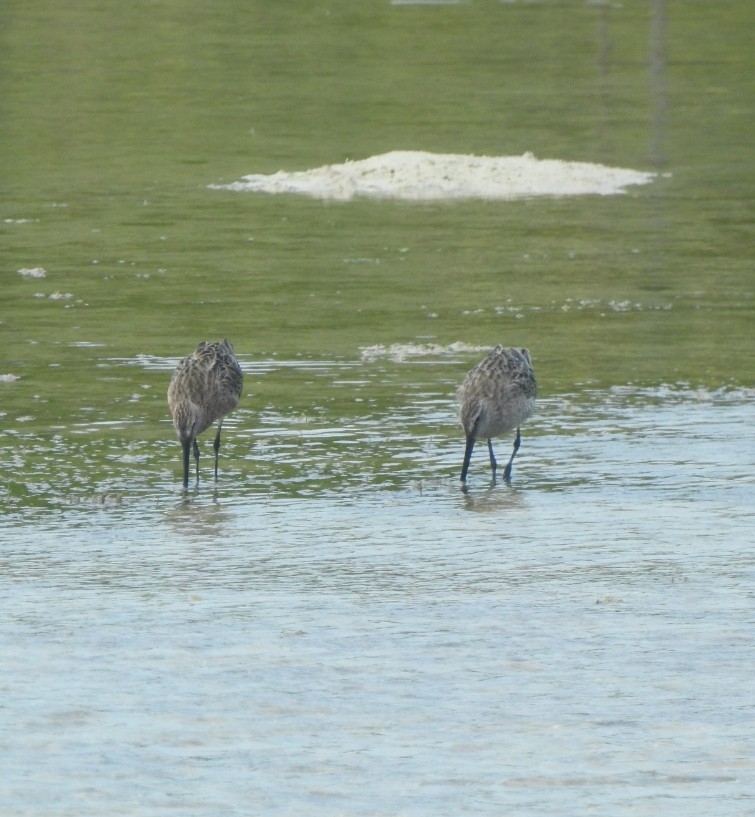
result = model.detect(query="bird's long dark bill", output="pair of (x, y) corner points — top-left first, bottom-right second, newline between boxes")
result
(460, 434), (476, 482)
(181, 438), (192, 488)
(213, 424), (222, 480)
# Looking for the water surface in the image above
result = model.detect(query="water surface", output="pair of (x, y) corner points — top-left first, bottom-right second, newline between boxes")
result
(1, 0), (754, 814)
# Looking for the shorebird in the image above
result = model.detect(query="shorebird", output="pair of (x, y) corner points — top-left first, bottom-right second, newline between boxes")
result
(457, 346), (537, 484)
(167, 338), (243, 488)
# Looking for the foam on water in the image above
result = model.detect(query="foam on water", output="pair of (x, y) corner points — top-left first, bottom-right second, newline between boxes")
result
(209, 150), (656, 202)
(360, 341), (490, 362)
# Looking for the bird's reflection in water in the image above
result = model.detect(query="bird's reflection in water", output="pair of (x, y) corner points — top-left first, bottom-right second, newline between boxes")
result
(460, 482), (528, 514)
(165, 490), (232, 538)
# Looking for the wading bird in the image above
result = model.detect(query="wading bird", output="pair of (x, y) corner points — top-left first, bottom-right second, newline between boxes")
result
(167, 338), (243, 488)
(458, 346), (536, 484)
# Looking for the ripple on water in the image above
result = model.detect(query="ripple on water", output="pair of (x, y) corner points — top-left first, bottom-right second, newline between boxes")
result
(1, 383), (753, 817)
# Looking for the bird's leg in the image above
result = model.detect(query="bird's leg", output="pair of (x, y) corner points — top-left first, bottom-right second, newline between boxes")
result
(502, 427), (522, 483)
(487, 438), (498, 482)
(181, 438), (192, 489)
(192, 439), (201, 484)
(460, 416), (481, 482)
(213, 421), (223, 480)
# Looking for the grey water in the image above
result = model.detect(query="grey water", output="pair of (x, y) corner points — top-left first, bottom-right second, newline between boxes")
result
(2, 381), (754, 816)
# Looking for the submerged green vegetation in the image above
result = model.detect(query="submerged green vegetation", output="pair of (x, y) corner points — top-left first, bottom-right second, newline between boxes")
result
(1, 0), (752, 502)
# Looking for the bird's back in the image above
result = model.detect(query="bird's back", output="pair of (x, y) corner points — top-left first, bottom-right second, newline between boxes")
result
(459, 346), (536, 438)
(168, 339), (243, 436)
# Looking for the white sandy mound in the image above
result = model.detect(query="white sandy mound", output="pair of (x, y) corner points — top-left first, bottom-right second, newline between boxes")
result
(210, 150), (655, 202)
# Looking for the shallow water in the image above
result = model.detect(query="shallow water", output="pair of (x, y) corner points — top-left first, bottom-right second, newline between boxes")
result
(2, 0), (754, 814)
(2, 375), (754, 816)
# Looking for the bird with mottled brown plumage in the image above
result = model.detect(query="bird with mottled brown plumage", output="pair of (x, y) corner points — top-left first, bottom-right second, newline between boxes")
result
(457, 345), (536, 484)
(167, 338), (243, 488)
